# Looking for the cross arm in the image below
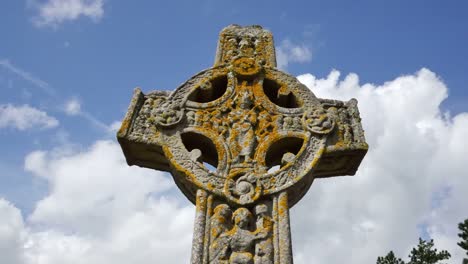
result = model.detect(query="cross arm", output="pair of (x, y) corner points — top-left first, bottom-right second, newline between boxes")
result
(314, 98), (368, 178)
(117, 88), (172, 172)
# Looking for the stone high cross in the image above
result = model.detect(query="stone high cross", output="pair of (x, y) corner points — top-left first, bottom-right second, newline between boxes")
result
(117, 25), (368, 264)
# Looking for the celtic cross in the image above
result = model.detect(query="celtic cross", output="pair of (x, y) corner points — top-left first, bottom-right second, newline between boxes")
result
(117, 25), (368, 264)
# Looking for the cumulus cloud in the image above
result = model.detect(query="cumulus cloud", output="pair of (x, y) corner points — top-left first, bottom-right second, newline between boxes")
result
(31, 0), (105, 28)
(24, 141), (176, 234)
(1, 198), (193, 264)
(276, 39), (312, 70)
(15, 140), (193, 264)
(292, 68), (468, 264)
(0, 199), (27, 264)
(0, 104), (59, 130)
(1, 68), (467, 264)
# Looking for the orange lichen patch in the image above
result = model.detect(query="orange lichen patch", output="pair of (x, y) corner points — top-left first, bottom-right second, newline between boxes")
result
(195, 190), (207, 213)
(117, 88), (144, 138)
(162, 144), (198, 184)
(277, 193), (289, 217)
(232, 57), (261, 76)
(117, 118), (132, 137)
(206, 182), (215, 191)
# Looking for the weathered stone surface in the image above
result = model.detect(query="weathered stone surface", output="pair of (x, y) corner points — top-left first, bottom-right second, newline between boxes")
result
(117, 24), (368, 264)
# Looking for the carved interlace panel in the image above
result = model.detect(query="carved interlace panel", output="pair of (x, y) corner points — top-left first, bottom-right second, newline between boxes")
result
(117, 25), (368, 264)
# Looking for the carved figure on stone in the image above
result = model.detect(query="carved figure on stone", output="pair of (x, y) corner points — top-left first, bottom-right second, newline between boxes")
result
(209, 204), (233, 264)
(338, 108), (353, 142)
(228, 88), (257, 164)
(292, 116), (302, 130)
(211, 109), (226, 135)
(254, 204), (273, 264)
(257, 111), (273, 138)
(282, 116), (293, 130)
(226, 208), (267, 264)
(303, 107), (335, 134)
(224, 37), (239, 63)
(187, 111), (196, 125)
(238, 37), (255, 57)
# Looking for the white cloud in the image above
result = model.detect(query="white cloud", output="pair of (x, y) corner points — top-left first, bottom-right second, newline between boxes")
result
(276, 39), (312, 70)
(19, 140), (193, 264)
(24, 140), (175, 234)
(31, 0), (105, 28)
(0, 104), (59, 130)
(0, 199), (27, 264)
(1, 68), (467, 264)
(21, 198), (193, 264)
(1, 197), (193, 264)
(64, 98), (81, 115)
(292, 68), (468, 264)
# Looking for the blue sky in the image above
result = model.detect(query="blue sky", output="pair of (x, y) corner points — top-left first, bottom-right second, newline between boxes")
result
(1, 1), (468, 263)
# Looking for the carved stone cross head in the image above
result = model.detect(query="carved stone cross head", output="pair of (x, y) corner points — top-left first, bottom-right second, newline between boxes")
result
(117, 25), (368, 264)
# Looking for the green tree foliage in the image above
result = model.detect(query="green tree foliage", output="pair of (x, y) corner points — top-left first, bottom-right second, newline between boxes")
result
(377, 251), (405, 264)
(458, 219), (468, 256)
(407, 238), (451, 264)
(459, 219), (468, 264)
(377, 238), (451, 264)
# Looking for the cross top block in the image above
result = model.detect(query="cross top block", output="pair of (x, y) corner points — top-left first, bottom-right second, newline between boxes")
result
(117, 25), (368, 207)
(214, 24), (277, 67)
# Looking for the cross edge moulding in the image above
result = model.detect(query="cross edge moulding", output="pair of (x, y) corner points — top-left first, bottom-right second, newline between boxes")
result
(117, 24), (368, 264)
